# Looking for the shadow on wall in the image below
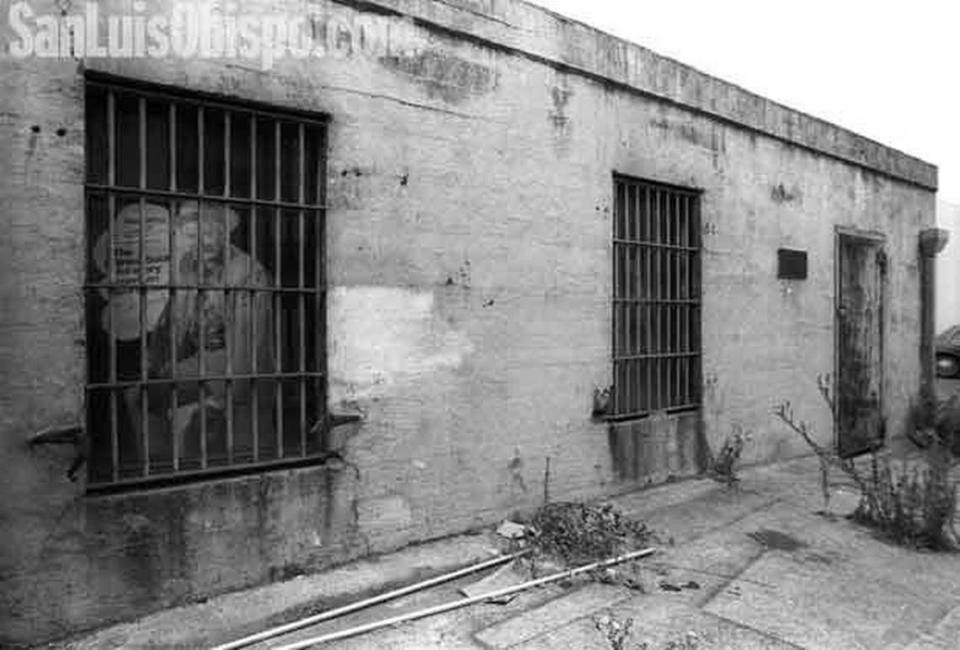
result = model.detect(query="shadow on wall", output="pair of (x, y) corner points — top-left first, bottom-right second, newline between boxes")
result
(937, 200), (960, 333)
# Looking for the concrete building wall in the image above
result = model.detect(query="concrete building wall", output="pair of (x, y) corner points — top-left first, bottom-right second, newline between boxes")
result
(0, 0), (936, 645)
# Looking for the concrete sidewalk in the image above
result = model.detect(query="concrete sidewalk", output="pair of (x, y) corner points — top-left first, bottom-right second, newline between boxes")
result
(46, 454), (960, 649)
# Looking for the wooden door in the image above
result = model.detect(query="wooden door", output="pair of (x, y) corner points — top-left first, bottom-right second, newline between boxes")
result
(836, 232), (886, 458)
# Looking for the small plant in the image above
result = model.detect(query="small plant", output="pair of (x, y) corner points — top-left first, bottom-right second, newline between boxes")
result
(775, 375), (959, 550)
(708, 425), (750, 487)
(593, 613), (634, 650)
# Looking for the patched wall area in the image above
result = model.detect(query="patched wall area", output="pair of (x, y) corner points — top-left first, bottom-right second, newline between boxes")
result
(0, 0), (935, 645)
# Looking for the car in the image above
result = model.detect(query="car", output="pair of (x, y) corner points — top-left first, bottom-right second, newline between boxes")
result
(937, 324), (960, 378)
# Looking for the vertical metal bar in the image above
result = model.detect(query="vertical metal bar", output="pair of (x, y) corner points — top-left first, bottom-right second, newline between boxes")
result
(224, 112), (232, 197)
(687, 194), (694, 391)
(298, 124), (307, 456)
(692, 197), (702, 406)
(622, 181), (632, 413)
(275, 121), (284, 458)
(657, 190), (670, 410)
(106, 90), (119, 481)
(610, 179), (624, 415)
(667, 193), (675, 408)
(169, 104), (179, 472)
(625, 186), (634, 414)
(675, 195), (683, 407)
(224, 111), (233, 464)
(250, 116), (259, 463)
(198, 107), (206, 194)
(649, 188), (657, 410)
(676, 194), (683, 406)
(169, 104), (177, 192)
(663, 192), (670, 410)
(633, 185), (642, 414)
(198, 107), (207, 469)
(138, 97), (150, 476)
(643, 186), (653, 414)
(680, 196), (688, 407)
(613, 181), (627, 415)
(315, 125), (326, 448)
(662, 192), (670, 411)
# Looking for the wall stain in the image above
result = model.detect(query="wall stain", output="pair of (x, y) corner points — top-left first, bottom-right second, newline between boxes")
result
(771, 183), (802, 204)
(508, 450), (528, 493)
(549, 85), (572, 129)
(378, 50), (498, 104)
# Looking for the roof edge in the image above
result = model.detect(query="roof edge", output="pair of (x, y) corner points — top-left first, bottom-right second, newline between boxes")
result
(333, 0), (938, 191)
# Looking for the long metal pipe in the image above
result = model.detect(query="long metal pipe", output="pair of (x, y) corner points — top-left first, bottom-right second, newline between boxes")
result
(274, 547), (657, 650)
(211, 551), (529, 650)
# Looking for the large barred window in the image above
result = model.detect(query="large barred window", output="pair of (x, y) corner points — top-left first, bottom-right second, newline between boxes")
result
(611, 175), (702, 420)
(84, 75), (327, 489)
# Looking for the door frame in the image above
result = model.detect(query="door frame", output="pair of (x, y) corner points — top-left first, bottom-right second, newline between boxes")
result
(833, 225), (887, 457)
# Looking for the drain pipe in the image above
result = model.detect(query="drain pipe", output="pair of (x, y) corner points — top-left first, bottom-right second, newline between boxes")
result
(920, 227), (949, 409)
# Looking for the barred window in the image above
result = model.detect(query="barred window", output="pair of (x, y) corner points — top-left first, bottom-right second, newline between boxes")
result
(84, 75), (327, 489)
(611, 176), (702, 420)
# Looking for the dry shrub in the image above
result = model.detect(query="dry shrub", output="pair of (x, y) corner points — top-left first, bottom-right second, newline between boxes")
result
(528, 502), (651, 566)
(852, 450), (958, 549)
(775, 375), (959, 550)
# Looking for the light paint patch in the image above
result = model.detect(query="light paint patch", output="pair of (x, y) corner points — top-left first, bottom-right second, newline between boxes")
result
(329, 286), (474, 402)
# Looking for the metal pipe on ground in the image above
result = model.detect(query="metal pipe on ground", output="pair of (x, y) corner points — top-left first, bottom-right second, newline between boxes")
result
(211, 551), (530, 650)
(274, 547), (658, 650)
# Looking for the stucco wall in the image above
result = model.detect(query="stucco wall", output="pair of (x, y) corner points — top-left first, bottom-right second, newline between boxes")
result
(0, 0), (936, 645)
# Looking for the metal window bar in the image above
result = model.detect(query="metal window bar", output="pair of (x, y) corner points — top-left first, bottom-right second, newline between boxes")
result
(250, 115), (259, 464)
(274, 120), (283, 460)
(224, 111), (234, 465)
(138, 97), (150, 478)
(298, 123), (307, 458)
(169, 103), (180, 473)
(198, 106), (208, 471)
(83, 78), (328, 490)
(107, 91), (119, 482)
(316, 126), (327, 453)
(611, 176), (702, 421)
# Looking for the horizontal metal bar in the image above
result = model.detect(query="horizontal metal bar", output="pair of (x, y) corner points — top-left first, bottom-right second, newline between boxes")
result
(85, 74), (329, 126)
(86, 454), (338, 494)
(613, 239), (699, 251)
(613, 352), (702, 362)
(84, 184), (327, 210)
(606, 405), (700, 423)
(87, 372), (325, 391)
(85, 283), (325, 294)
(613, 174), (702, 197)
